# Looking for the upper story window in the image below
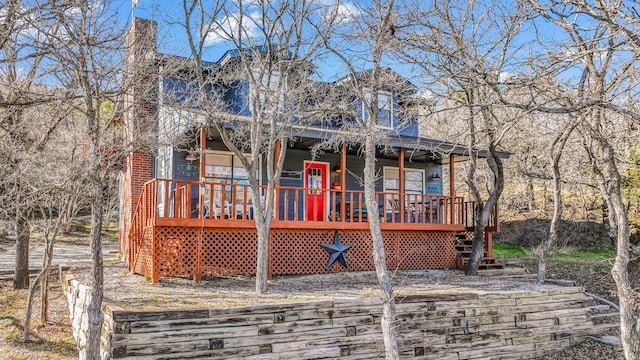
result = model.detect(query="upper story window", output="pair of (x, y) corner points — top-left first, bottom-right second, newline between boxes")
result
(251, 70), (283, 114)
(363, 91), (394, 129)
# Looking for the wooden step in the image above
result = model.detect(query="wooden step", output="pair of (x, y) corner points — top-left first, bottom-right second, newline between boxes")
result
(456, 257), (505, 270)
(588, 305), (612, 312)
(591, 312), (620, 320)
(590, 322), (620, 333)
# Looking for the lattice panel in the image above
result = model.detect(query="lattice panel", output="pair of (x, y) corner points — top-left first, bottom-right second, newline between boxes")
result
(154, 226), (197, 278)
(141, 226), (459, 281)
(382, 232), (398, 270)
(395, 231), (457, 270)
(132, 227), (154, 280)
(270, 230), (376, 275)
(201, 228), (258, 276)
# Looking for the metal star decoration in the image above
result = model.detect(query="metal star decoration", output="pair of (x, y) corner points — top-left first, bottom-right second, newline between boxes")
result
(320, 232), (353, 269)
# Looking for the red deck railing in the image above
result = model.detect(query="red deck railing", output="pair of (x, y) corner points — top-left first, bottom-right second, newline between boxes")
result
(125, 178), (499, 281)
(136, 178), (473, 226)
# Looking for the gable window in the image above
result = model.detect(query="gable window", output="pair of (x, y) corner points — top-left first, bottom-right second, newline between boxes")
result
(364, 91), (394, 129)
(251, 70), (283, 114)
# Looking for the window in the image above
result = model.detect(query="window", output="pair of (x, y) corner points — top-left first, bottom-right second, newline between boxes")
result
(383, 167), (425, 194)
(204, 151), (260, 212)
(251, 70), (283, 114)
(364, 91), (394, 128)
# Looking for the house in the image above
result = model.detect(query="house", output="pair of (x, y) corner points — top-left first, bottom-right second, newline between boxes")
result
(119, 18), (507, 282)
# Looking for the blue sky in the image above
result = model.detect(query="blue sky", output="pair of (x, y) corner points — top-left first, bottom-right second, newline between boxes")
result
(116, 0), (630, 93)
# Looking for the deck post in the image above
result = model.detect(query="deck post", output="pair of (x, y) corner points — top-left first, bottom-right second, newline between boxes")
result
(274, 139), (281, 220)
(152, 227), (159, 283)
(399, 148), (405, 223)
(449, 153), (455, 224)
(341, 143), (346, 220)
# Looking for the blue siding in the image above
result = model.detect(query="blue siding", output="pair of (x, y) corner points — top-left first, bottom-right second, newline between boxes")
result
(224, 80), (250, 116)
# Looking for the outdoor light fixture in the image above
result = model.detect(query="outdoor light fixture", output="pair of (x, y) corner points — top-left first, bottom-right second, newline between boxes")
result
(432, 172), (441, 179)
(333, 163), (342, 173)
(185, 152), (198, 162)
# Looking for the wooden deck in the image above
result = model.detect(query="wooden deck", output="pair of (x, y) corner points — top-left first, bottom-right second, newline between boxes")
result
(122, 179), (498, 282)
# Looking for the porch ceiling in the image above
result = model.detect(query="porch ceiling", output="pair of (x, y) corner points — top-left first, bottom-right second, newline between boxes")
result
(195, 125), (509, 162)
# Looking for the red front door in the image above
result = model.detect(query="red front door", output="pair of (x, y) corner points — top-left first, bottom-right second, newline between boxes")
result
(305, 162), (328, 221)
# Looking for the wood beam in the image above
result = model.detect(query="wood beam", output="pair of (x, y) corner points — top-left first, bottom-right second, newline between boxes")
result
(399, 147), (405, 223)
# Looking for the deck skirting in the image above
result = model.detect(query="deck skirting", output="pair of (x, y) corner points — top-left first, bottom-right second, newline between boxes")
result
(131, 227), (459, 282)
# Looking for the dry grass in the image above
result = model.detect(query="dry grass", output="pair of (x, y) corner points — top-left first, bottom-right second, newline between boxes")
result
(0, 280), (77, 360)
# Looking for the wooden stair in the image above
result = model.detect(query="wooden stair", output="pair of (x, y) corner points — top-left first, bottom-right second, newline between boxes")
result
(454, 231), (505, 270)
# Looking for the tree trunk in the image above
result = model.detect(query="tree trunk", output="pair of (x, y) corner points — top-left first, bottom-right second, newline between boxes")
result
(363, 135), (399, 360)
(537, 121), (575, 284)
(610, 192), (640, 359)
(254, 212), (270, 294)
(465, 203), (486, 276)
(86, 183), (104, 360)
(537, 157), (561, 284)
(526, 179), (535, 211)
(14, 207), (30, 289)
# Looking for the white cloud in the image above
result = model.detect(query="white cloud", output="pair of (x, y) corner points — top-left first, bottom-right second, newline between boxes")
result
(498, 71), (515, 83)
(204, 12), (262, 46)
(315, 0), (360, 24)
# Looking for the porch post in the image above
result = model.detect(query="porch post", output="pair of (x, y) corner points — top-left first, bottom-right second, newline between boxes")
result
(399, 147), (405, 223)
(340, 143), (346, 220)
(449, 153), (455, 224)
(274, 139), (281, 222)
(196, 127), (206, 282)
(199, 128), (206, 216)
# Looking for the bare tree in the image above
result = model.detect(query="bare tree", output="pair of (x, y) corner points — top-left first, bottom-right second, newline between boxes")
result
(536, 116), (578, 284)
(170, 0), (327, 294)
(41, 2), (129, 358)
(312, 1), (407, 357)
(401, 0), (530, 275)
(528, 1), (640, 357)
(0, 1), (63, 290)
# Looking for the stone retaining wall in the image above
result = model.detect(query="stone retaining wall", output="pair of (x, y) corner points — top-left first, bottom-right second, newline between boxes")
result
(64, 275), (114, 360)
(63, 274), (598, 359)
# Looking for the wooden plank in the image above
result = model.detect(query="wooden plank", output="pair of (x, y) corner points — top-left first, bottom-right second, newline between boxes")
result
(333, 297), (382, 308)
(256, 318), (334, 336)
(112, 309), (209, 322)
(331, 306), (383, 319)
(226, 346), (343, 360)
(546, 286), (584, 295)
(332, 314), (376, 327)
(433, 298), (517, 309)
(522, 307), (589, 321)
(481, 290), (547, 299)
(270, 333), (383, 353)
(395, 293), (478, 303)
(510, 300), (587, 314)
(223, 327), (348, 348)
(207, 300), (334, 317)
(277, 308), (335, 322)
(117, 346), (261, 360)
(515, 293), (589, 306)
(129, 313), (274, 333)
(457, 343), (536, 359)
(111, 325), (259, 346)
(123, 339), (209, 356)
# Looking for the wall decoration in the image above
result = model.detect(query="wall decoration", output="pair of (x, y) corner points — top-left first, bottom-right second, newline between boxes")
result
(281, 170), (303, 180)
(178, 163), (199, 177)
